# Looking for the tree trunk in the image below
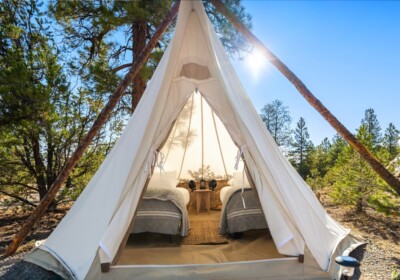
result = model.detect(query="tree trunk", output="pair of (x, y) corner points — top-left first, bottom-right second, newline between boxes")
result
(211, 0), (400, 196)
(356, 196), (363, 213)
(3, 0), (180, 257)
(132, 20), (148, 111)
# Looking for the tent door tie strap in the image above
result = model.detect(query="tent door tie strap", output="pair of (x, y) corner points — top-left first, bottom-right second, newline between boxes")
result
(146, 148), (158, 178)
(155, 152), (165, 173)
(241, 187), (247, 209)
(234, 145), (246, 170)
(241, 169), (247, 209)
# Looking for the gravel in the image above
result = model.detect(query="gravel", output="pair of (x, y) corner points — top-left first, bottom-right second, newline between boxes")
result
(0, 251), (61, 280)
(350, 240), (399, 280)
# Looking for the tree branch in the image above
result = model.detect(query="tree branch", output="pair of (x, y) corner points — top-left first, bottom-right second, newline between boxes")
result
(0, 190), (36, 208)
(112, 63), (133, 73)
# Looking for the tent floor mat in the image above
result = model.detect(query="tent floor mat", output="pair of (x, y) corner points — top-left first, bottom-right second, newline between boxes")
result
(117, 210), (283, 265)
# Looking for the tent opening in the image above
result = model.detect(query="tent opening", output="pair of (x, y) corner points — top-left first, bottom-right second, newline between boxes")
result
(112, 91), (284, 266)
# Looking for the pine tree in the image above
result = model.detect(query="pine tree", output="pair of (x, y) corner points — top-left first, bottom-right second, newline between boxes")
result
(327, 133), (348, 164)
(383, 123), (400, 159)
(328, 124), (399, 214)
(307, 137), (331, 190)
(289, 117), (313, 179)
(361, 108), (382, 149)
(260, 100), (292, 148)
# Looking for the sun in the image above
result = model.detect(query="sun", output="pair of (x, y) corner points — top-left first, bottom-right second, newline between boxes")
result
(245, 50), (267, 80)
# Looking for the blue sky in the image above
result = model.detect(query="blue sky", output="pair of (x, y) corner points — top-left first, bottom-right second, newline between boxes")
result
(232, 1), (400, 144)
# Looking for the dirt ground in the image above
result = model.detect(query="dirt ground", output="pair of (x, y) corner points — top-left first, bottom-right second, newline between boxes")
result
(0, 195), (399, 280)
(321, 197), (400, 280)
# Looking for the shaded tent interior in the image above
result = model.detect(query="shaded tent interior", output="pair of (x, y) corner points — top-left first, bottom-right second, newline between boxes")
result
(116, 91), (280, 266)
(24, 2), (362, 280)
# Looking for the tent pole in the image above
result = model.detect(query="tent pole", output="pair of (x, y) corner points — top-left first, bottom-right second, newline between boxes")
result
(211, 0), (400, 196)
(3, 0), (181, 258)
(211, 111), (229, 179)
(200, 92), (205, 179)
(163, 118), (179, 165)
(178, 94), (195, 179)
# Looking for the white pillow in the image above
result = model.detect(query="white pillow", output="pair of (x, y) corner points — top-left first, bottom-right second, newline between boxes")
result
(232, 171), (250, 188)
(148, 171), (178, 189)
(176, 187), (190, 206)
(220, 186), (232, 203)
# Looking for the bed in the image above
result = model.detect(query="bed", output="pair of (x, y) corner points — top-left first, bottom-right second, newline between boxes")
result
(219, 172), (268, 235)
(130, 171), (190, 236)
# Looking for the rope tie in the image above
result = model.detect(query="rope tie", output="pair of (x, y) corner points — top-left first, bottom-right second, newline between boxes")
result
(155, 152), (165, 173)
(240, 169), (247, 209)
(234, 145), (246, 170)
(145, 148), (158, 178)
(234, 146), (247, 209)
(241, 187), (247, 209)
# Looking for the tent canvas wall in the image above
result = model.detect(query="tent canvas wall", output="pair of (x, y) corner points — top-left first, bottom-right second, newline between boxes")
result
(25, 1), (361, 279)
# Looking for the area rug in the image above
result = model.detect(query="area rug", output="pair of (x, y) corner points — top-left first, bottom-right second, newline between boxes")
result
(181, 220), (229, 245)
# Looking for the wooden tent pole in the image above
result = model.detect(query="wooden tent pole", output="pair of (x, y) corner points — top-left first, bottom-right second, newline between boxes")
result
(211, 0), (400, 196)
(3, 0), (180, 258)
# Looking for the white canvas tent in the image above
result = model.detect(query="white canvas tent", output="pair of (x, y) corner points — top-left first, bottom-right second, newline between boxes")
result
(25, 1), (361, 279)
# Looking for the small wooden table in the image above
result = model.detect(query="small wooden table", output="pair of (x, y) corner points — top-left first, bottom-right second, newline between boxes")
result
(195, 189), (211, 214)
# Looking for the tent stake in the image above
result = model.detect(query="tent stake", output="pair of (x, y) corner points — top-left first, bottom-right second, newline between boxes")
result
(3, 0), (181, 258)
(211, 0), (400, 196)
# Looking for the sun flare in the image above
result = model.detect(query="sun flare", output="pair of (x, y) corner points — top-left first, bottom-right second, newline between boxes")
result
(245, 50), (267, 80)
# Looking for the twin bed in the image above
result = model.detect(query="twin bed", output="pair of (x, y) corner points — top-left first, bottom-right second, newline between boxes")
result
(219, 172), (268, 235)
(130, 171), (267, 238)
(131, 171), (190, 236)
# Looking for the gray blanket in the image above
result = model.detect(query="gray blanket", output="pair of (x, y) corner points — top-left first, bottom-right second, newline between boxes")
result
(220, 186), (268, 235)
(132, 187), (190, 236)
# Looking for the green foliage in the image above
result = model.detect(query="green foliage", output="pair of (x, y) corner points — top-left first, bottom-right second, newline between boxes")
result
(328, 146), (377, 212)
(361, 108), (382, 150)
(327, 125), (399, 214)
(300, 111), (399, 216)
(392, 268), (400, 280)
(0, 0), (113, 207)
(306, 138), (332, 190)
(383, 123), (400, 159)
(203, 0), (252, 58)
